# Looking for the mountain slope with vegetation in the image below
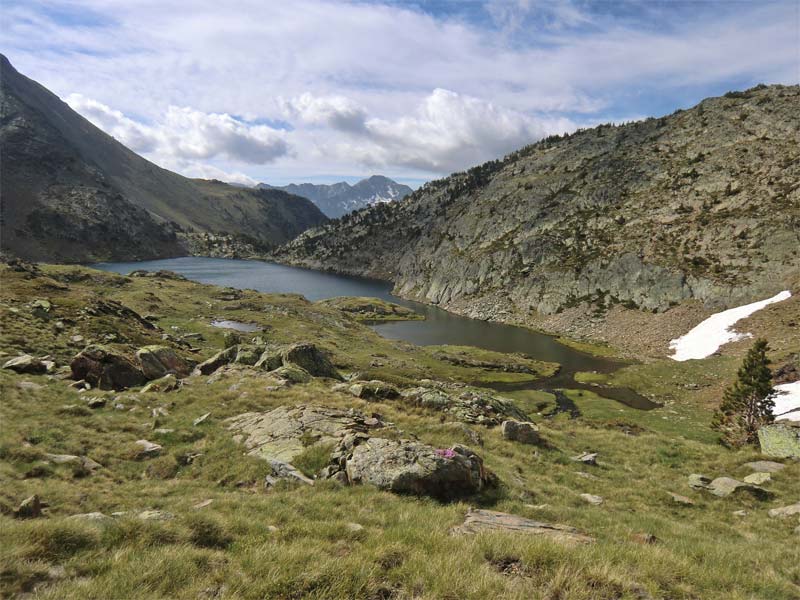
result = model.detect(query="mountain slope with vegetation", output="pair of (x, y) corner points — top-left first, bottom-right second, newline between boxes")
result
(276, 85), (800, 353)
(0, 55), (327, 263)
(259, 175), (413, 218)
(0, 262), (798, 599)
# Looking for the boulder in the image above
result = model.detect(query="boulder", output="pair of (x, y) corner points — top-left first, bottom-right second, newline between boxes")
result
(136, 345), (191, 380)
(451, 508), (594, 545)
(327, 436), (493, 500)
(234, 344), (264, 366)
(501, 420), (541, 445)
(14, 495), (42, 519)
(140, 374), (179, 393)
(400, 385), (528, 426)
(743, 472), (771, 485)
(282, 343), (340, 379)
(30, 299), (52, 319)
(194, 346), (238, 376)
(45, 453), (102, 471)
(226, 405), (384, 463)
(706, 477), (773, 499)
(270, 365), (311, 384)
(265, 459), (314, 487)
(3, 355), (47, 375)
(348, 380), (400, 400)
(688, 474), (712, 489)
(767, 502), (800, 518)
(137, 510), (174, 521)
(758, 423), (800, 459)
(742, 460), (786, 473)
(71, 345), (147, 390)
(572, 452), (598, 466)
(134, 439), (163, 458)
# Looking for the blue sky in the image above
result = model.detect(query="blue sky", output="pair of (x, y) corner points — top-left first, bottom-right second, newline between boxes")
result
(2, 0), (798, 187)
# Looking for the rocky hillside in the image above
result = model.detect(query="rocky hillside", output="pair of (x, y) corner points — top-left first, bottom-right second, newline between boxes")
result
(0, 55), (327, 263)
(259, 175), (412, 218)
(276, 85), (800, 330)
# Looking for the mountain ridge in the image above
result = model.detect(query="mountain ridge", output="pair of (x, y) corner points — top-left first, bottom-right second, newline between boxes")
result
(259, 175), (412, 218)
(274, 84), (800, 346)
(0, 55), (328, 263)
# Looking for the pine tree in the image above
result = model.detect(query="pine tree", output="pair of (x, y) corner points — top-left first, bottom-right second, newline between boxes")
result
(712, 338), (775, 447)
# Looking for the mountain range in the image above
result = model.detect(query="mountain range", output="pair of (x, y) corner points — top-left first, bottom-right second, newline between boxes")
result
(258, 176), (412, 218)
(275, 84), (800, 336)
(0, 55), (327, 263)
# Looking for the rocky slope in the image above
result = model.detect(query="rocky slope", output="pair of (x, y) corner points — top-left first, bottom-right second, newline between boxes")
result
(275, 85), (800, 334)
(0, 55), (327, 263)
(259, 175), (412, 218)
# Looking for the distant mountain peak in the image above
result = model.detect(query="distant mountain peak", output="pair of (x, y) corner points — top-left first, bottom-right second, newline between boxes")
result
(258, 175), (412, 218)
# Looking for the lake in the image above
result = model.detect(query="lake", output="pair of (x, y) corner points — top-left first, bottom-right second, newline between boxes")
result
(92, 256), (657, 410)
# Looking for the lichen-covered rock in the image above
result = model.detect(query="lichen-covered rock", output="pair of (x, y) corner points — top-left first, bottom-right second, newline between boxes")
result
(758, 423), (800, 459)
(3, 354), (47, 375)
(348, 380), (400, 400)
(136, 345), (191, 380)
(269, 364), (311, 384)
(194, 346), (238, 376)
(282, 343), (340, 379)
(70, 345), (147, 390)
(501, 420), (541, 444)
(226, 405), (383, 463)
(141, 374), (179, 393)
(326, 436), (493, 500)
(451, 508), (594, 544)
(234, 344), (265, 366)
(706, 477), (773, 500)
(400, 384), (528, 426)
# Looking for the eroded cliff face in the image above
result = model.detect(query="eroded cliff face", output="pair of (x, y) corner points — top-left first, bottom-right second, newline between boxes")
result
(275, 85), (800, 325)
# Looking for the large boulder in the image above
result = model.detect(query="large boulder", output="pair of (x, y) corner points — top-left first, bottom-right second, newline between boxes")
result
(254, 342), (340, 380)
(70, 345), (147, 390)
(758, 423), (800, 459)
(3, 354), (47, 375)
(226, 405), (383, 463)
(136, 345), (191, 380)
(706, 477), (773, 500)
(325, 436), (493, 500)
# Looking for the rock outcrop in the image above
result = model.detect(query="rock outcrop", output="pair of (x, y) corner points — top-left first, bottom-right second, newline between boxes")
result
(135, 345), (191, 380)
(451, 508), (594, 544)
(70, 345), (147, 391)
(324, 435), (493, 500)
(275, 84), (800, 332)
(399, 384), (529, 425)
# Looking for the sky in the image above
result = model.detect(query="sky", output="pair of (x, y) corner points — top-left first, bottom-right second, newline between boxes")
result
(1, 0), (798, 188)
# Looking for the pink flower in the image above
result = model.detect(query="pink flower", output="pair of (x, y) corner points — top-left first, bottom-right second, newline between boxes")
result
(435, 448), (456, 459)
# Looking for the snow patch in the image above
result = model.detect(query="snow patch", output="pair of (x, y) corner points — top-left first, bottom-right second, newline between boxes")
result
(668, 291), (791, 361)
(774, 381), (800, 422)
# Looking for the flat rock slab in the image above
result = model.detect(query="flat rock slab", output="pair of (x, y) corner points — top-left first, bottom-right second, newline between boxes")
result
(400, 385), (528, 426)
(227, 404), (382, 463)
(743, 472), (771, 485)
(742, 461), (786, 473)
(707, 477), (773, 500)
(768, 502), (800, 518)
(451, 508), (594, 545)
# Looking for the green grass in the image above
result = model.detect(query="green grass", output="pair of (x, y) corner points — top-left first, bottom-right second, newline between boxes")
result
(1, 264), (799, 599)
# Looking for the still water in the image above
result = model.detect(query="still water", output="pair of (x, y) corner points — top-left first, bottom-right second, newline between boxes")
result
(93, 257), (656, 409)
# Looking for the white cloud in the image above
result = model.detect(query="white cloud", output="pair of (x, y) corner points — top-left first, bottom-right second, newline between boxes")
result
(4, 0), (797, 183)
(65, 94), (289, 165)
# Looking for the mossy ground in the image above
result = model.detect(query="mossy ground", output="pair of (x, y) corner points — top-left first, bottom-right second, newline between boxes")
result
(1, 264), (798, 599)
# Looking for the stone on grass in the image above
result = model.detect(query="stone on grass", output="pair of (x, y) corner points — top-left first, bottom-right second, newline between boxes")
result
(136, 345), (191, 380)
(501, 420), (540, 445)
(348, 380), (400, 400)
(17, 381), (43, 390)
(743, 472), (771, 485)
(580, 493), (604, 505)
(86, 396), (107, 409)
(68, 512), (115, 526)
(265, 459), (314, 487)
(572, 452), (598, 466)
(194, 346), (238, 376)
(45, 453), (102, 471)
(451, 508), (594, 545)
(758, 423), (800, 459)
(706, 477), (773, 500)
(137, 509), (174, 521)
(141, 374), (179, 393)
(767, 503), (800, 518)
(71, 345), (147, 391)
(3, 355), (47, 375)
(14, 495), (42, 519)
(193, 412), (211, 426)
(668, 492), (695, 506)
(134, 439), (163, 458)
(193, 500), (214, 509)
(688, 474), (712, 489)
(327, 436), (493, 500)
(742, 461), (785, 473)
(269, 364), (311, 384)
